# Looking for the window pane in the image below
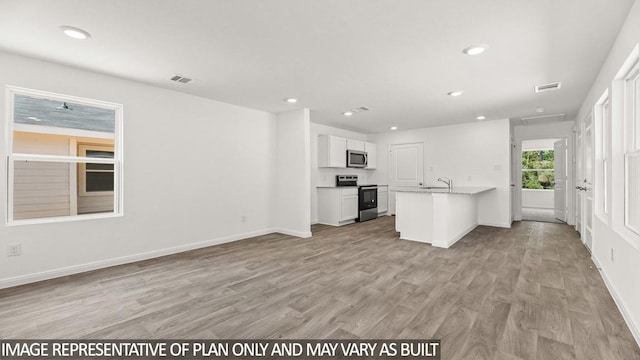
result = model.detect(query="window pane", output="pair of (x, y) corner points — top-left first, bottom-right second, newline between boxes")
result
(85, 150), (114, 159)
(12, 160), (72, 220)
(13, 95), (115, 133)
(86, 171), (115, 192)
(626, 153), (640, 235)
(86, 163), (115, 171)
(11, 160), (115, 220)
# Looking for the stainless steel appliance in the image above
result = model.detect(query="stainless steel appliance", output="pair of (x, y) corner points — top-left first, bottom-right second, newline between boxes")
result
(336, 175), (358, 187)
(357, 185), (378, 222)
(347, 150), (368, 168)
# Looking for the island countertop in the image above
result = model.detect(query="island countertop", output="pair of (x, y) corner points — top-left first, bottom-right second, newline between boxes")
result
(392, 186), (496, 195)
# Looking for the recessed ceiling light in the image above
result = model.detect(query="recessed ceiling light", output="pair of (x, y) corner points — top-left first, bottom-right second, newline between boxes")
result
(284, 97), (297, 103)
(476, 115), (486, 120)
(448, 90), (464, 97)
(463, 44), (488, 55)
(343, 111), (353, 116)
(536, 107), (545, 113)
(60, 26), (91, 40)
(390, 126), (398, 130)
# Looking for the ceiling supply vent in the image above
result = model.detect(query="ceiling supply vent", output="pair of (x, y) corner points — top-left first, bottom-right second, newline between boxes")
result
(170, 75), (192, 84)
(534, 82), (562, 93)
(521, 113), (566, 125)
(350, 106), (371, 113)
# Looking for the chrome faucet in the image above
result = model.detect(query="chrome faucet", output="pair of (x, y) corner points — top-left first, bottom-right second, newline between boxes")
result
(437, 177), (452, 191)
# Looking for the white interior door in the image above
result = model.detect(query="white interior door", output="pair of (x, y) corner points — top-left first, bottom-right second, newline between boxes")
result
(389, 143), (424, 214)
(554, 139), (567, 222)
(584, 117), (594, 251)
(512, 141), (522, 221)
(575, 126), (584, 234)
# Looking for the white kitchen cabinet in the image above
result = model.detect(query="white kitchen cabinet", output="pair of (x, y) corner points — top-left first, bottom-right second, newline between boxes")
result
(340, 193), (359, 221)
(346, 139), (365, 151)
(365, 142), (377, 169)
(317, 187), (359, 226)
(377, 185), (388, 214)
(318, 135), (347, 168)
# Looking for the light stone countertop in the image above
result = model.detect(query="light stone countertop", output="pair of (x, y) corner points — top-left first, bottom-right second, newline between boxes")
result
(392, 186), (496, 195)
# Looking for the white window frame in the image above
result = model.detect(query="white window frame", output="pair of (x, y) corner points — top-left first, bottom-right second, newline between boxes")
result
(611, 44), (640, 249)
(623, 60), (640, 235)
(78, 144), (115, 197)
(594, 89), (611, 222)
(5, 86), (124, 226)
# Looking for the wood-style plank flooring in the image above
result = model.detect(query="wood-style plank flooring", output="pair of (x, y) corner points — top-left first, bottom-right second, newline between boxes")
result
(1, 217), (639, 360)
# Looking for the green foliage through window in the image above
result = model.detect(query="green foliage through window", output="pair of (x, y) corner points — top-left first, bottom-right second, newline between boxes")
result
(522, 150), (555, 189)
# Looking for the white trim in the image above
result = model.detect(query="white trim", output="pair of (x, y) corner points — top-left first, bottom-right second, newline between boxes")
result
(5, 85), (124, 225)
(594, 89), (611, 224)
(6, 212), (123, 227)
(0, 228), (279, 289)
(274, 228), (313, 238)
(432, 222), (478, 248)
(11, 153), (115, 163)
(6, 85), (123, 110)
(478, 221), (512, 228)
(592, 255), (640, 348)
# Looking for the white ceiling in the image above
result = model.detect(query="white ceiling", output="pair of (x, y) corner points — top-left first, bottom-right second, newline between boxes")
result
(0, 0), (634, 133)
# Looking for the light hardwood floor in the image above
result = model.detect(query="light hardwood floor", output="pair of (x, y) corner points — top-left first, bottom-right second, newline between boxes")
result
(1, 217), (639, 360)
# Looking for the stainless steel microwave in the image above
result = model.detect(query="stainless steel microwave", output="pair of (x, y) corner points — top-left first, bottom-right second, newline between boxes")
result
(347, 150), (368, 168)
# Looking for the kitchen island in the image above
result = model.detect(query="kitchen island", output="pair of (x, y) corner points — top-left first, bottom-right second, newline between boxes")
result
(395, 186), (495, 248)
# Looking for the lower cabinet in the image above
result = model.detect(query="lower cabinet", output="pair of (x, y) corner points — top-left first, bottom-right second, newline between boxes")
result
(378, 186), (388, 214)
(318, 187), (359, 226)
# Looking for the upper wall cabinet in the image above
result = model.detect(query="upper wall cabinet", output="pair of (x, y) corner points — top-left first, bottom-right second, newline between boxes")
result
(365, 142), (377, 169)
(347, 139), (366, 151)
(318, 135), (347, 168)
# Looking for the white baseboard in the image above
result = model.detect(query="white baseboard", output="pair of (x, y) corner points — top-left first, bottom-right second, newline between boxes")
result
(592, 255), (640, 348)
(0, 228), (278, 290)
(478, 221), (512, 228)
(275, 228), (312, 238)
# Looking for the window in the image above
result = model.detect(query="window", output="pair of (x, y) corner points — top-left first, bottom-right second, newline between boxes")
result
(624, 60), (640, 235)
(595, 90), (611, 219)
(6, 86), (123, 224)
(522, 150), (555, 189)
(78, 144), (115, 196)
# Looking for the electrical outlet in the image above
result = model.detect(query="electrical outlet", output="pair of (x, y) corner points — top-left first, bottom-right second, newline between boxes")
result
(611, 248), (614, 262)
(7, 243), (21, 257)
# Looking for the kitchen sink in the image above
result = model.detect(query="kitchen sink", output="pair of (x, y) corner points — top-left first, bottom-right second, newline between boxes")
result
(420, 186), (449, 189)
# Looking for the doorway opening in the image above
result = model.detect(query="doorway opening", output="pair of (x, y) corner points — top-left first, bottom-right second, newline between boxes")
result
(521, 138), (566, 223)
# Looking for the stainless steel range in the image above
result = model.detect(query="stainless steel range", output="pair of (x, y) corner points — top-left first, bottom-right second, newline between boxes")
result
(356, 185), (378, 222)
(335, 175), (378, 222)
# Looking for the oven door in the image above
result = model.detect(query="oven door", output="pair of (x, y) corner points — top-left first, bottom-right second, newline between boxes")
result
(359, 186), (378, 210)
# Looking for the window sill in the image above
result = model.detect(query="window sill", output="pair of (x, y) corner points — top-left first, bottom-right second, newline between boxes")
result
(6, 212), (123, 226)
(595, 212), (609, 225)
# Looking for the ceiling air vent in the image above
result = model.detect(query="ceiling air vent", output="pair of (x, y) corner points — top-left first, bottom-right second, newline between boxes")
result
(521, 113), (566, 125)
(170, 74), (192, 84)
(535, 82), (561, 93)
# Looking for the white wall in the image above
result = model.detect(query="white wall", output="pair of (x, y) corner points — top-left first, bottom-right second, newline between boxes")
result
(522, 138), (559, 151)
(368, 118), (512, 228)
(274, 109), (311, 237)
(573, 0), (640, 345)
(522, 189), (554, 209)
(309, 122), (370, 224)
(0, 51), (279, 288)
